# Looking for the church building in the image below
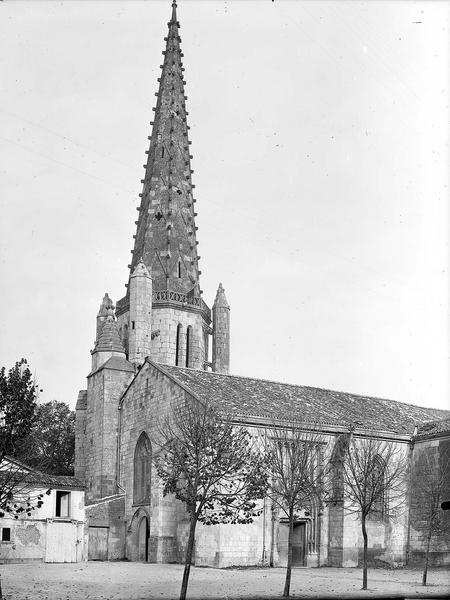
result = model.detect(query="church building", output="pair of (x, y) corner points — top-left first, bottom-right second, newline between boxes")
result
(75, 2), (449, 568)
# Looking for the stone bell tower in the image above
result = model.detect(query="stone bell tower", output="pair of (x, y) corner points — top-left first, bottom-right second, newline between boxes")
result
(115, 1), (230, 372)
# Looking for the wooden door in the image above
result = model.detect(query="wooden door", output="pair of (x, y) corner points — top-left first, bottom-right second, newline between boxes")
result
(292, 522), (306, 566)
(88, 526), (109, 561)
(138, 517), (149, 562)
(45, 521), (78, 563)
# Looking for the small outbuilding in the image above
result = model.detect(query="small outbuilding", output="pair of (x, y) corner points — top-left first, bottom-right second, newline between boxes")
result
(0, 457), (86, 564)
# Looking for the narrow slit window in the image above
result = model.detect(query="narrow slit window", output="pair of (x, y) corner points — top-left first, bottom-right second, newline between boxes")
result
(175, 324), (182, 366)
(186, 326), (192, 367)
(161, 146), (165, 158)
(178, 261), (182, 278)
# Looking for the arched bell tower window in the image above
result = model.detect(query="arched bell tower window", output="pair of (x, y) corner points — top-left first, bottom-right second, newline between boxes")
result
(186, 325), (192, 367)
(175, 324), (182, 366)
(133, 432), (151, 505)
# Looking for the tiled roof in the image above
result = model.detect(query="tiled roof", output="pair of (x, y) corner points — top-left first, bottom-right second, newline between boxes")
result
(1, 457), (84, 490)
(75, 390), (87, 410)
(416, 417), (450, 439)
(159, 364), (449, 435)
(90, 355), (135, 376)
(20, 472), (85, 490)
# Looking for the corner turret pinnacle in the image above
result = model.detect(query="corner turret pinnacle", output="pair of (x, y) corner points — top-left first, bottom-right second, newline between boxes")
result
(212, 282), (230, 374)
(97, 293), (114, 318)
(131, 257), (151, 279)
(96, 292), (115, 340)
(213, 283), (230, 309)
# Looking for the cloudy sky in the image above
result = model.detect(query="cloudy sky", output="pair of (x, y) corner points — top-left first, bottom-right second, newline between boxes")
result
(0, 0), (448, 411)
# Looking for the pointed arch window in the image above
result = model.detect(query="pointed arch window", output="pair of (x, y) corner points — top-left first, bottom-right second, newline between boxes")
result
(185, 325), (192, 367)
(133, 432), (151, 505)
(368, 455), (387, 520)
(330, 435), (348, 505)
(175, 324), (182, 366)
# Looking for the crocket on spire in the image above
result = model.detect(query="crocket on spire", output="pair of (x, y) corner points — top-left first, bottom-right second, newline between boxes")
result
(130, 0), (200, 296)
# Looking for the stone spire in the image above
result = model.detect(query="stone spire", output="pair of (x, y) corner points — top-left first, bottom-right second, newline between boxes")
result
(130, 0), (200, 296)
(91, 314), (126, 371)
(95, 316), (125, 353)
(212, 283), (230, 374)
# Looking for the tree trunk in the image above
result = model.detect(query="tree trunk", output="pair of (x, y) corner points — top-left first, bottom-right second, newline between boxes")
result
(283, 506), (295, 597)
(361, 514), (368, 590)
(180, 513), (198, 600)
(422, 524), (432, 586)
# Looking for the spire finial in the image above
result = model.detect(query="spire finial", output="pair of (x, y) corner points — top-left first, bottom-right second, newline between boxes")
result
(171, 1), (177, 23)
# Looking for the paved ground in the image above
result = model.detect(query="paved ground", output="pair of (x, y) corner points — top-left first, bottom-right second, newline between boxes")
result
(0, 562), (449, 600)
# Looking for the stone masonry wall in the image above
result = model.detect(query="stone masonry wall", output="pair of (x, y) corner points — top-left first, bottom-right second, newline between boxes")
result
(408, 436), (450, 566)
(117, 305), (208, 370)
(75, 402), (87, 483)
(85, 367), (134, 503)
(86, 495), (125, 560)
(119, 361), (187, 562)
(150, 306), (207, 369)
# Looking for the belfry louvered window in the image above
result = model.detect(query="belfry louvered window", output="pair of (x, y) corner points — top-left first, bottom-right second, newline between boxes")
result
(133, 432), (151, 505)
(175, 324), (182, 366)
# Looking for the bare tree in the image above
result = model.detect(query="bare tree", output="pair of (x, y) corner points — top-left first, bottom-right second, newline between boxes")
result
(411, 449), (450, 586)
(154, 401), (267, 600)
(0, 456), (50, 519)
(340, 435), (407, 590)
(264, 422), (326, 597)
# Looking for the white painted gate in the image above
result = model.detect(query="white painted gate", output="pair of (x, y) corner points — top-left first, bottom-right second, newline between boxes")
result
(45, 521), (80, 562)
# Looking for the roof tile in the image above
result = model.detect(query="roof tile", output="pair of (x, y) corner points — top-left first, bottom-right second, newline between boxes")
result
(160, 365), (449, 434)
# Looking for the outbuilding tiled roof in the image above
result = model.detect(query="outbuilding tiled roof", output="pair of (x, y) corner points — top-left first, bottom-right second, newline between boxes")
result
(1, 457), (84, 490)
(159, 364), (449, 435)
(20, 472), (85, 490)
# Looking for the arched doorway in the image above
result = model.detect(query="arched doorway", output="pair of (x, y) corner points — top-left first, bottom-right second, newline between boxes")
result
(137, 516), (149, 562)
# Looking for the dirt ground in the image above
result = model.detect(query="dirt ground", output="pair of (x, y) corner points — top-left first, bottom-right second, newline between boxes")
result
(0, 562), (449, 600)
